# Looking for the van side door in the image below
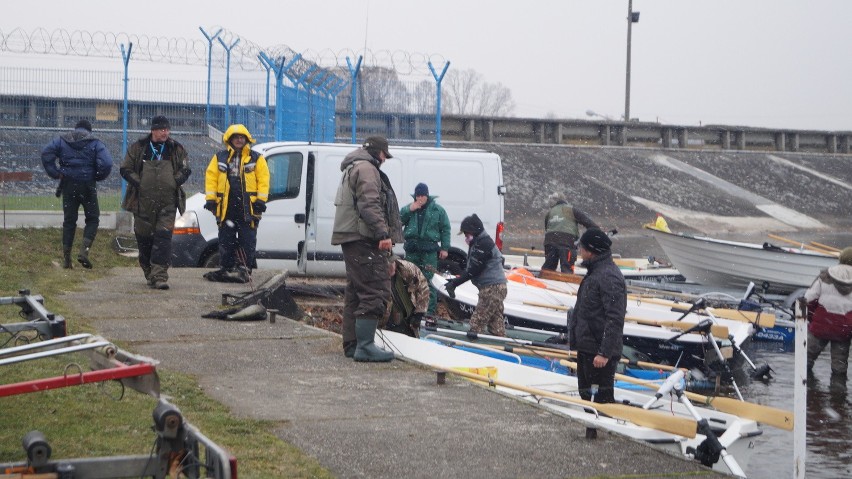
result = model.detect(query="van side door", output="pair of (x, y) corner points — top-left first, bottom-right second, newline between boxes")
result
(254, 149), (307, 272)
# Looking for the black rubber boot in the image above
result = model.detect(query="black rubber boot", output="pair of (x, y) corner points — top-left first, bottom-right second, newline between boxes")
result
(62, 247), (73, 269)
(343, 340), (357, 358)
(353, 318), (394, 362)
(77, 238), (93, 269)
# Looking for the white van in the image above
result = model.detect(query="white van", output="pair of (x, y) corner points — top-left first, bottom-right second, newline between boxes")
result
(172, 142), (506, 276)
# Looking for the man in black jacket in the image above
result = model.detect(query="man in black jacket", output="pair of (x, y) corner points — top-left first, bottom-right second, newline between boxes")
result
(567, 228), (626, 403)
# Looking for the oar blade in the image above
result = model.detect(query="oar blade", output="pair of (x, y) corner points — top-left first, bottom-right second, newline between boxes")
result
(703, 396), (794, 431)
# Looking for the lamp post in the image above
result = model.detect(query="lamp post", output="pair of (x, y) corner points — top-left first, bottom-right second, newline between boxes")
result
(586, 110), (615, 121)
(625, 0), (640, 123)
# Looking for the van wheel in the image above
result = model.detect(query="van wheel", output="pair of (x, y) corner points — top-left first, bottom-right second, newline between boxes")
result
(438, 258), (463, 276)
(201, 250), (220, 268)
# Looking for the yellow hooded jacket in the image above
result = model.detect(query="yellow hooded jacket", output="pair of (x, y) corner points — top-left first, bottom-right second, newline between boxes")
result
(205, 124), (270, 224)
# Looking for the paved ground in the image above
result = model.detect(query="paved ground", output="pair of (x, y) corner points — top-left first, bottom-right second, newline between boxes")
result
(60, 267), (729, 479)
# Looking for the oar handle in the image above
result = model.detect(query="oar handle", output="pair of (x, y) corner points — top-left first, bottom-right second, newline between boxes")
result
(767, 233), (838, 256)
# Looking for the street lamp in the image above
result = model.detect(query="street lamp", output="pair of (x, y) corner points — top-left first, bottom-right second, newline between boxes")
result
(586, 110), (615, 121)
(625, 0), (640, 123)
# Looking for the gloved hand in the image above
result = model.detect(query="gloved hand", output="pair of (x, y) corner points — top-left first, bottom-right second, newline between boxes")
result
(204, 200), (217, 213)
(253, 200), (267, 213)
(409, 312), (425, 330)
(445, 280), (458, 299)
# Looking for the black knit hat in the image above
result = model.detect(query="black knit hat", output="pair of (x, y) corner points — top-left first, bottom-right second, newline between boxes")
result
(414, 183), (429, 197)
(458, 214), (484, 235)
(150, 115), (171, 130)
(579, 228), (612, 254)
(74, 119), (92, 132)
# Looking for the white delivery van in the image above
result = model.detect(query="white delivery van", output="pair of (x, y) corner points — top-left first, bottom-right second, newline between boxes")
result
(172, 141), (506, 277)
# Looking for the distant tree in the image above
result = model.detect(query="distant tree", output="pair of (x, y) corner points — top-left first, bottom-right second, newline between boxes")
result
(413, 80), (436, 115)
(334, 66), (514, 117)
(335, 66), (410, 113)
(442, 68), (515, 117)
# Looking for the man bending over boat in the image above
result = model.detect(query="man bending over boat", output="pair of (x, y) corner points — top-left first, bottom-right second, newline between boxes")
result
(382, 256), (430, 337)
(803, 246), (852, 391)
(568, 228), (626, 403)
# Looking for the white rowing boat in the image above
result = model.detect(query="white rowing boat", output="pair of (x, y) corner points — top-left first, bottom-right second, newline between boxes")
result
(433, 273), (755, 376)
(376, 330), (765, 477)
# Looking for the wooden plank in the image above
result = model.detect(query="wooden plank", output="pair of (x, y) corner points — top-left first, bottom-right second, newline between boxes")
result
(0, 172), (33, 182)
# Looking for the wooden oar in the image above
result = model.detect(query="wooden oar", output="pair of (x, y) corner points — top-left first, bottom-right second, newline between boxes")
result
(559, 360), (794, 431)
(810, 241), (841, 253)
(430, 363), (697, 438)
(767, 233), (838, 257)
(626, 285), (701, 302)
(706, 307), (774, 328)
(538, 268), (584, 285)
(478, 343), (686, 373)
(521, 300), (728, 338)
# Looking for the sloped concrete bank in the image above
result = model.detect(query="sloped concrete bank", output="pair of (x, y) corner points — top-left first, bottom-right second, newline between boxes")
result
(466, 143), (852, 260)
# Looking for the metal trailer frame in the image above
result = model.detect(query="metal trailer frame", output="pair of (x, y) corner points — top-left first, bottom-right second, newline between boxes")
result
(0, 333), (160, 398)
(0, 290), (67, 341)
(1, 399), (236, 479)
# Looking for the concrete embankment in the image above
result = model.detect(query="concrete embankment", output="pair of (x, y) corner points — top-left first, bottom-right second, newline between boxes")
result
(7, 139), (851, 261)
(463, 143), (852, 260)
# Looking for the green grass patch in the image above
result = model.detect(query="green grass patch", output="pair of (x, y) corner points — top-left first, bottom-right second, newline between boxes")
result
(0, 194), (122, 211)
(0, 227), (332, 478)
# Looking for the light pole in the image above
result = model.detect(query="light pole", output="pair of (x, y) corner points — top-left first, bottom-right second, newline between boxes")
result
(625, 0), (640, 123)
(586, 110), (615, 121)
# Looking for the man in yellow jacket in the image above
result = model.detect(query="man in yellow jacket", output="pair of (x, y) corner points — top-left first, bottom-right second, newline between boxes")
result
(203, 124), (270, 282)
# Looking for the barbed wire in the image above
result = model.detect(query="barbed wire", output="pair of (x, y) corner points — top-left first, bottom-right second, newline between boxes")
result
(0, 27), (447, 78)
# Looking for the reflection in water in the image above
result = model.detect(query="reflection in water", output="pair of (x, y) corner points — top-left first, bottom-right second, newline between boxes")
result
(744, 342), (852, 478)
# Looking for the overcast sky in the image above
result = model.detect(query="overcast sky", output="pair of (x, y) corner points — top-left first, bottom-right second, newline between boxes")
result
(5, 0), (851, 131)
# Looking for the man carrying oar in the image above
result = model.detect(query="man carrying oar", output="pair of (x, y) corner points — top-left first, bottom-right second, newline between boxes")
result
(568, 228), (626, 404)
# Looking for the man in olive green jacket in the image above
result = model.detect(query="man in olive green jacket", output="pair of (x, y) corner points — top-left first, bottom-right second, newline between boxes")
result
(332, 136), (403, 362)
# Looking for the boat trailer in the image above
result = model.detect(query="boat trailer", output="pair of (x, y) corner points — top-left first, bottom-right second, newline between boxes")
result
(1, 291), (236, 478)
(0, 290), (67, 342)
(0, 399), (236, 479)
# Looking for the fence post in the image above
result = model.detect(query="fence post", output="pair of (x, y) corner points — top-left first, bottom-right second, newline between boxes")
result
(199, 27), (222, 131)
(346, 56), (363, 144)
(217, 37), (240, 127)
(118, 42), (134, 233)
(428, 61), (450, 148)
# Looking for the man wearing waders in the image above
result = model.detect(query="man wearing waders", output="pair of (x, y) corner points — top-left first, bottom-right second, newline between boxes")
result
(120, 116), (191, 290)
(202, 124), (270, 283)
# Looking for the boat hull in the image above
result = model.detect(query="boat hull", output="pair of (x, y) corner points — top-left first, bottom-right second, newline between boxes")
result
(376, 330), (761, 477)
(647, 228), (836, 294)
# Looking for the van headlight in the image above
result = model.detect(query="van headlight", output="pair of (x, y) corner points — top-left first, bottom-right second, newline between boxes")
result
(174, 211), (200, 235)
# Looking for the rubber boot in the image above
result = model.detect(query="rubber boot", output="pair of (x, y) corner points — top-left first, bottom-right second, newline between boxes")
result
(353, 318), (394, 362)
(343, 340), (357, 358)
(77, 238), (93, 269)
(62, 247), (73, 269)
